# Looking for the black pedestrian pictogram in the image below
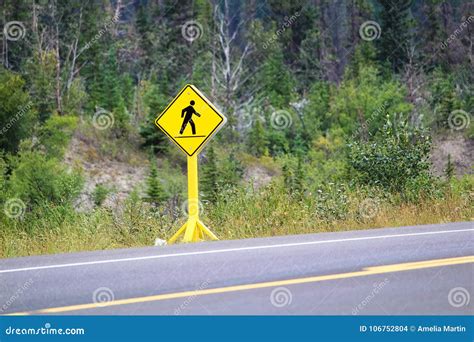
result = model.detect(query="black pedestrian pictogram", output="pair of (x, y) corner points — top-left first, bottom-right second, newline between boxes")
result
(179, 100), (201, 135)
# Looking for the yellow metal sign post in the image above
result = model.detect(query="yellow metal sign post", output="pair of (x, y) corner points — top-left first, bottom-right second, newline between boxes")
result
(155, 84), (226, 243)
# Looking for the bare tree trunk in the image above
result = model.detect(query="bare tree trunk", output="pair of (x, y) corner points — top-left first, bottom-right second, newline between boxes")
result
(55, 23), (62, 114)
(213, 0), (253, 131)
(3, 9), (8, 68)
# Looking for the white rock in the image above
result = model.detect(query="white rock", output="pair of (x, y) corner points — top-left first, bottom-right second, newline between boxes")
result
(154, 238), (167, 246)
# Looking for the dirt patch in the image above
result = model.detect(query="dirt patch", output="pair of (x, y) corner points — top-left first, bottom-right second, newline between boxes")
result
(64, 133), (148, 211)
(431, 133), (473, 177)
(243, 165), (275, 189)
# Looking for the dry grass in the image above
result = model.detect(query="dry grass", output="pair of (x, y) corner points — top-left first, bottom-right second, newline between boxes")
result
(208, 189), (472, 240)
(1, 182), (471, 259)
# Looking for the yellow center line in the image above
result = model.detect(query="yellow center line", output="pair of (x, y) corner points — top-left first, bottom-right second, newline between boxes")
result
(8, 255), (474, 315)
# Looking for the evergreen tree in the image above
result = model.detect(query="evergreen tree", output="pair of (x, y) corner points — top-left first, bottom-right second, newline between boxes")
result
(258, 46), (295, 108)
(139, 82), (168, 154)
(145, 163), (168, 206)
(136, 2), (153, 72)
(444, 154), (455, 180)
(294, 154), (305, 196)
(24, 51), (57, 122)
(282, 162), (293, 192)
(247, 120), (268, 157)
(92, 46), (122, 111)
(0, 68), (37, 153)
(429, 69), (462, 129)
(79, 0), (111, 111)
(377, 0), (413, 72)
(201, 145), (219, 203)
(421, 1), (447, 68)
(220, 151), (243, 189)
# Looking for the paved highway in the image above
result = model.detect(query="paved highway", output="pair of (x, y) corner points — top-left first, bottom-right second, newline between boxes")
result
(0, 222), (472, 315)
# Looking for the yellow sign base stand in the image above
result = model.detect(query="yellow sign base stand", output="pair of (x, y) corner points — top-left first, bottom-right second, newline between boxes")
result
(167, 155), (218, 244)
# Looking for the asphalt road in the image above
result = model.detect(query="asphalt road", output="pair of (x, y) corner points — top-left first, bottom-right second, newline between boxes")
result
(0, 222), (473, 315)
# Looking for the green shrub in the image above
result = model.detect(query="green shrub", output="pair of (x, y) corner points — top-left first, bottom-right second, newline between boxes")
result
(313, 182), (349, 221)
(92, 184), (112, 207)
(38, 114), (78, 158)
(347, 115), (433, 197)
(7, 150), (83, 212)
(63, 77), (88, 115)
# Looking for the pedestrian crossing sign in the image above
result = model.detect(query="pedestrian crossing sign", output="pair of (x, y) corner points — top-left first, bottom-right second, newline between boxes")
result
(155, 84), (226, 156)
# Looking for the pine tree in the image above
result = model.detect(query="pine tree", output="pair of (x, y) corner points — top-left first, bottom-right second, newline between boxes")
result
(294, 154), (305, 195)
(79, 1), (111, 112)
(24, 51), (57, 122)
(139, 82), (168, 154)
(282, 162), (294, 193)
(377, 0), (413, 72)
(136, 2), (153, 72)
(0, 68), (37, 153)
(145, 163), (168, 206)
(92, 46), (122, 111)
(444, 154), (455, 180)
(221, 151), (243, 189)
(258, 46), (295, 108)
(201, 145), (219, 203)
(247, 120), (268, 157)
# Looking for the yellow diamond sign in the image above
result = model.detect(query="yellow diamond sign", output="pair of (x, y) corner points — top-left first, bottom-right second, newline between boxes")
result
(155, 84), (226, 156)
